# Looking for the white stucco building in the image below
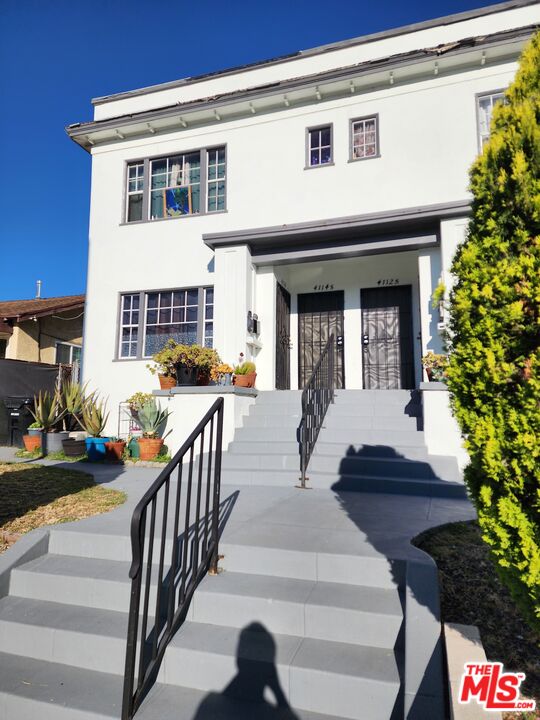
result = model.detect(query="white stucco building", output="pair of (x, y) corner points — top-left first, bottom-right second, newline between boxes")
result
(68, 0), (540, 437)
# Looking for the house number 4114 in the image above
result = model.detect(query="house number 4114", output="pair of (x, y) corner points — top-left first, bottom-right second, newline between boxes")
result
(377, 279), (400, 286)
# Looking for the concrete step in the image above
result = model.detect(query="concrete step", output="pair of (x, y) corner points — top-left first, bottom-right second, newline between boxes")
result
(0, 594), (399, 719)
(311, 472), (467, 498)
(248, 403), (302, 417)
(163, 621), (401, 720)
(334, 390), (416, 403)
(9, 554), (135, 612)
(191, 571), (403, 649)
(0, 651), (346, 720)
(228, 440), (300, 455)
(227, 440), (433, 462)
(255, 391), (303, 404)
(0, 596), (128, 675)
(323, 415), (419, 431)
(308, 454), (460, 482)
(242, 414), (301, 429)
(234, 425), (425, 446)
(327, 403), (420, 418)
(47, 527), (402, 590)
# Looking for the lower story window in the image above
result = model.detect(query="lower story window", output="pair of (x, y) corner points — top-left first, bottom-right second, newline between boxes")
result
(119, 286), (214, 358)
(56, 342), (82, 364)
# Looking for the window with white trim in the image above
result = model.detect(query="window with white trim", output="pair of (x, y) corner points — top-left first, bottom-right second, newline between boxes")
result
(118, 287), (213, 358)
(126, 163), (144, 222)
(204, 287), (214, 347)
(56, 342), (82, 365)
(119, 294), (140, 358)
(125, 146), (226, 223)
(350, 116), (378, 160)
(307, 125), (332, 167)
(207, 148), (226, 211)
(477, 91), (505, 149)
(150, 153), (201, 219)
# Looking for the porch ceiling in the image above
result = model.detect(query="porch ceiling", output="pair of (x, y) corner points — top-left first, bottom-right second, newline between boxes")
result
(203, 199), (470, 266)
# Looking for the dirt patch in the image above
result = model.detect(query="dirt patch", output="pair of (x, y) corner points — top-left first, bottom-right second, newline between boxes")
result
(413, 520), (539, 719)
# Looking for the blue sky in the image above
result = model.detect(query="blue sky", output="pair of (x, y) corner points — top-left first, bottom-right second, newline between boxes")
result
(0, 0), (496, 301)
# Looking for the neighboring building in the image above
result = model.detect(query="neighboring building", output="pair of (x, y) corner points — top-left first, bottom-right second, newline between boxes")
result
(0, 294), (85, 366)
(67, 1), (540, 432)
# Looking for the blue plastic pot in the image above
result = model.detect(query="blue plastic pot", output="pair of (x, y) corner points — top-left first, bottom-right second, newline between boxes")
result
(85, 437), (110, 462)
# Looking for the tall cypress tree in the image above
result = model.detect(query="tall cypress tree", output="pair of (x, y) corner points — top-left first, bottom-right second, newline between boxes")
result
(447, 32), (540, 630)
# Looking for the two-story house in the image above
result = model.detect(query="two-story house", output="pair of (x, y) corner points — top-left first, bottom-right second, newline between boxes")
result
(68, 0), (540, 436)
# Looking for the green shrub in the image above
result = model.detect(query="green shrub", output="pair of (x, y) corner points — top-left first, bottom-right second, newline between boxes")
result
(446, 33), (540, 630)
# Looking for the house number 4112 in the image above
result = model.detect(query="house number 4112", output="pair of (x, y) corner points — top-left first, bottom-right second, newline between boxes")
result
(377, 279), (400, 286)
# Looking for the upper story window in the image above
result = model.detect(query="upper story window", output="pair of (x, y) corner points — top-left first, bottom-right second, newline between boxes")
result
(125, 146), (226, 223)
(307, 125), (333, 167)
(118, 287), (214, 358)
(350, 115), (379, 161)
(127, 163), (144, 222)
(477, 91), (505, 149)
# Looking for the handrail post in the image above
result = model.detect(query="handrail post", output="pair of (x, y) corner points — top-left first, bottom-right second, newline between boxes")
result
(209, 400), (224, 575)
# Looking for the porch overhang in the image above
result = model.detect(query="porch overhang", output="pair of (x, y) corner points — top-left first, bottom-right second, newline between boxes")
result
(203, 200), (471, 266)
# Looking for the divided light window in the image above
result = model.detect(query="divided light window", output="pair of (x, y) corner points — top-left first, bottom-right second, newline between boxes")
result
(125, 146), (226, 223)
(118, 287), (214, 358)
(307, 125), (332, 167)
(477, 91), (505, 149)
(127, 163), (144, 222)
(350, 116), (379, 160)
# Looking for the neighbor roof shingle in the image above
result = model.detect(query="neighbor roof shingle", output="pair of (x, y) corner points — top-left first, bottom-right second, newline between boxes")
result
(0, 294), (85, 321)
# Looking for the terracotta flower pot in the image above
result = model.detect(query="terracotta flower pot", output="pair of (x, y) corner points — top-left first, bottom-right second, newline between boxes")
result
(105, 440), (126, 461)
(159, 374), (176, 390)
(23, 434), (41, 453)
(138, 437), (164, 461)
(234, 372), (257, 388)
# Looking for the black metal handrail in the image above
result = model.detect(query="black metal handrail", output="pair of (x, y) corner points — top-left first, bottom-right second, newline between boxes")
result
(122, 397), (224, 720)
(297, 334), (335, 489)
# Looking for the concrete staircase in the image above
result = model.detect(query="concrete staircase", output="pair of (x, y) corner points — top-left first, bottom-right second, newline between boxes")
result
(224, 389), (465, 498)
(0, 389), (462, 719)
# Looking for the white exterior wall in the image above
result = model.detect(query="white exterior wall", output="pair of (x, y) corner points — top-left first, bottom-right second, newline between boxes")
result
(80, 4), (540, 435)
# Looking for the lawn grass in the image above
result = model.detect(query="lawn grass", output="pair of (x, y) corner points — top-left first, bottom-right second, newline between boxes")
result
(413, 520), (539, 719)
(0, 462), (126, 551)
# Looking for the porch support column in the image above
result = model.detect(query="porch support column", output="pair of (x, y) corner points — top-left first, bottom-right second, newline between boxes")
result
(213, 244), (254, 366)
(417, 248), (443, 381)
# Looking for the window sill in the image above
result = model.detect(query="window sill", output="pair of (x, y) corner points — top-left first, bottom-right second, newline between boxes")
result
(120, 209), (228, 227)
(348, 154), (381, 163)
(304, 162), (335, 171)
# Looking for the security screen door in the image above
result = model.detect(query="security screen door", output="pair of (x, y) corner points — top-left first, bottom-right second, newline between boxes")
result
(298, 291), (345, 389)
(275, 283), (291, 390)
(361, 285), (414, 389)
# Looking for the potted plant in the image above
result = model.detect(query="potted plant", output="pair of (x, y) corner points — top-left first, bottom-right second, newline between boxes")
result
(78, 395), (110, 461)
(132, 398), (171, 461)
(105, 436), (126, 461)
(147, 340), (178, 389)
(233, 361), (257, 388)
(422, 351), (448, 382)
(194, 347), (221, 386)
(22, 432), (41, 453)
(211, 363), (234, 386)
(27, 421), (42, 437)
(29, 390), (66, 455)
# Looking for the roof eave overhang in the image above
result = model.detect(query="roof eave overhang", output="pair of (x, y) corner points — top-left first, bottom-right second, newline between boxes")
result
(7, 301), (85, 323)
(203, 200), (472, 259)
(66, 24), (536, 153)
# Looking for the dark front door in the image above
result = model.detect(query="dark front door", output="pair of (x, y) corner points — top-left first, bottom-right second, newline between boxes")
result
(275, 283), (291, 389)
(361, 285), (414, 389)
(298, 291), (345, 389)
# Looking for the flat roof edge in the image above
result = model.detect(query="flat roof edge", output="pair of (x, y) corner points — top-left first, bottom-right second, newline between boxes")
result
(90, 0), (539, 106)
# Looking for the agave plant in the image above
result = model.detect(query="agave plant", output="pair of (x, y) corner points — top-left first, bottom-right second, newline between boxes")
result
(30, 390), (64, 431)
(60, 381), (88, 431)
(78, 395), (109, 438)
(135, 398), (171, 439)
